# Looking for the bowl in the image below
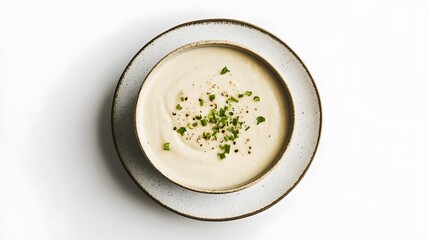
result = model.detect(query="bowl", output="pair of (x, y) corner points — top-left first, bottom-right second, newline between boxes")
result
(134, 40), (294, 193)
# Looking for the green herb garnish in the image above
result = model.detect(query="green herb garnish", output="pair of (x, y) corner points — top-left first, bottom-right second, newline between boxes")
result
(256, 116), (266, 125)
(163, 142), (170, 150)
(220, 66), (230, 75)
(177, 127), (187, 136)
(232, 117), (238, 126)
(171, 86), (265, 159)
(227, 96), (238, 103)
(224, 144), (231, 154)
(212, 126), (220, 133)
(219, 108), (225, 117)
(202, 132), (212, 140)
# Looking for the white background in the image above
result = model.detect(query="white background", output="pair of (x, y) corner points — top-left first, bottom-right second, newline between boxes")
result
(1, 0), (428, 239)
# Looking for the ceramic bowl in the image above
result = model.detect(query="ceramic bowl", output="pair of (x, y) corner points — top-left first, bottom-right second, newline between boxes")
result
(134, 40), (295, 194)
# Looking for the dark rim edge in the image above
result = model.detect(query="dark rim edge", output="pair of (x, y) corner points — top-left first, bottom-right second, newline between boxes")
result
(111, 18), (323, 222)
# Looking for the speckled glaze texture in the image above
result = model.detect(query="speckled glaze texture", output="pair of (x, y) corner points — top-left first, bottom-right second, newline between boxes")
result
(112, 19), (322, 221)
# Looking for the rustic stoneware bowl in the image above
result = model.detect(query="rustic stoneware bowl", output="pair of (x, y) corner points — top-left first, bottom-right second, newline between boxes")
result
(112, 19), (321, 221)
(134, 40), (295, 194)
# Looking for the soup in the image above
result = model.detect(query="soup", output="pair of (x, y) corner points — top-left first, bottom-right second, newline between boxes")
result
(135, 43), (293, 192)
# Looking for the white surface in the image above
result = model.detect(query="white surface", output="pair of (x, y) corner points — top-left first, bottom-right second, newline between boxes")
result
(0, 0), (428, 239)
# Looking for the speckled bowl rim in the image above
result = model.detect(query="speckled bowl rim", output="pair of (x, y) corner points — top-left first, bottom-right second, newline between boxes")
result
(134, 40), (295, 194)
(111, 18), (322, 221)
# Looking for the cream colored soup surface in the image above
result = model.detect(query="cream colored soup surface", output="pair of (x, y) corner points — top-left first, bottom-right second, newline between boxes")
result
(136, 44), (290, 192)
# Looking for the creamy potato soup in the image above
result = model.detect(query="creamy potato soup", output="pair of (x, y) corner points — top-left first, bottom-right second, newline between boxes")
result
(135, 43), (292, 192)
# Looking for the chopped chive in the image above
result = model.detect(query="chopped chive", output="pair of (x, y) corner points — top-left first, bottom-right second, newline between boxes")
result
(238, 93), (244, 98)
(245, 126), (250, 131)
(203, 132), (212, 140)
(192, 122), (198, 127)
(220, 117), (227, 126)
(256, 116), (266, 125)
(245, 91), (252, 96)
(218, 152), (226, 159)
(177, 127), (186, 136)
(209, 116), (217, 124)
(201, 119), (208, 126)
(224, 144), (231, 154)
(224, 136), (229, 141)
(219, 144), (225, 150)
(187, 123), (193, 129)
(180, 97), (185, 102)
(209, 94), (216, 101)
(220, 66), (230, 75)
(229, 112), (234, 116)
(232, 117), (238, 126)
(229, 96), (238, 103)
(209, 109), (217, 116)
(219, 108), (225, 117)
(196, 115), (202, 120)
(163, 142), (170, 150)
(199, 98), (204, 106)
(253, 96), (260, 102)
(176, 104), (183, 110)
(212, 126), (220, 133)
